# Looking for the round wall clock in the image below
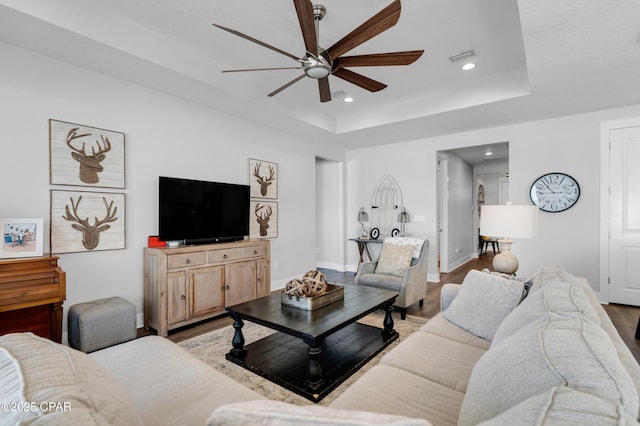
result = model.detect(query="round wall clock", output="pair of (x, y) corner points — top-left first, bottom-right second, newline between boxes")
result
(530, 172), (580, 212)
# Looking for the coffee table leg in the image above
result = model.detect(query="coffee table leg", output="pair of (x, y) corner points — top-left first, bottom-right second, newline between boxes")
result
(230, 316), (247, 357)
(305, 345), (324, 390)
(382, 303), (396, 338)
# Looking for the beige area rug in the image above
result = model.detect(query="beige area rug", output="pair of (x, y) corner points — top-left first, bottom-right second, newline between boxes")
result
(178, 311), (428, 406)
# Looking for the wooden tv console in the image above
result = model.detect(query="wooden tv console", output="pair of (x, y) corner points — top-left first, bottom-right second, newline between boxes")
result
(144, 240), (270, 337)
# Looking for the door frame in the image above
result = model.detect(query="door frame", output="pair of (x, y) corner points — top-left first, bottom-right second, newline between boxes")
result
(599, 117), (640, 304)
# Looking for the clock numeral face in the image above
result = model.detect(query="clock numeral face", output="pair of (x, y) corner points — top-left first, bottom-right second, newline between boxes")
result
(530, 173), (580, 212)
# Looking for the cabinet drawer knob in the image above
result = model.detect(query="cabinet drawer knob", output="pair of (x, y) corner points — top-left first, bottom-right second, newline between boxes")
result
(181, 294), (186, 300)
(253, 250), (258, 255)
(185, 259), (191, 264)
(223, 254), (228, 259)
(225, 285), (230, 290)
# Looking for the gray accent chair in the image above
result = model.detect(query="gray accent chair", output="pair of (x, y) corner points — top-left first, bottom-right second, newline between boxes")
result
(354, 238), (429, 319)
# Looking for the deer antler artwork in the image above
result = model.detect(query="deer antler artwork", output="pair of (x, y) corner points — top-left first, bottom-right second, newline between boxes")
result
(62, 195), (118, 250)
(66, 127), (112, 184)
(254, 203), (273, 237)
(253, 162), (276, 197)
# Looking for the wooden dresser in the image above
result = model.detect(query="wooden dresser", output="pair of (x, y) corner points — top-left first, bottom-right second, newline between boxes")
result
(144, 240), (270, 337)
(0, 255), (66, 343)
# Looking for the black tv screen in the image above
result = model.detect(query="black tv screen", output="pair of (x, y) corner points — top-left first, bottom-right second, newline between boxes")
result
(159, 176), (249, 244)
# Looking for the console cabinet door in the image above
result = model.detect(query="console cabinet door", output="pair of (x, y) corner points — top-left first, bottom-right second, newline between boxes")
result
(190, 266), (225, 317)
(167, 271), (187, 324)
(256, 258), (270, 297)
(225, 261), (257, 306)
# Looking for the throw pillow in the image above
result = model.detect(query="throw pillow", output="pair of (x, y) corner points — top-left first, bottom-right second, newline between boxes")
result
(478, 386), (640, 426)
(492, 278), (601, 344)
(375, 243), (414, 277)
(208, 400), (431, 426)
(443, 269), (523, 341)
(458, 317), (639, 426)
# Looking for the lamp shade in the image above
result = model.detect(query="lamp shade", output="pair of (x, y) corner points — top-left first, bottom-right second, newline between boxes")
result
(480, 205), (538, 239)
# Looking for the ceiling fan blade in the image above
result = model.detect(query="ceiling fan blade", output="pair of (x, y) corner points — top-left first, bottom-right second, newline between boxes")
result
(267, 74), (306, 97)
(332, 68), (387, 92)
(212, 23), (301, 62)
(333, 50), (424, 69)
(327, 0), (401, 60)
(293, 0), (318, 56)
(222, 66), (304, 73)
(318, 77), (331, 102)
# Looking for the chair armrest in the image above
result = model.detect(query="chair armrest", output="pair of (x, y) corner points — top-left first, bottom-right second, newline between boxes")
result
(354, 261), (377, 285)
(440, 283), (461, 311)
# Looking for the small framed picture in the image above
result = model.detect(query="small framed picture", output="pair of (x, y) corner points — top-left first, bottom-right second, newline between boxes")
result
(0, 218), (44, 259)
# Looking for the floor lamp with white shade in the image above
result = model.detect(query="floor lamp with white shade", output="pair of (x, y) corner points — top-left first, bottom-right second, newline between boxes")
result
(480, 204), (539, 275)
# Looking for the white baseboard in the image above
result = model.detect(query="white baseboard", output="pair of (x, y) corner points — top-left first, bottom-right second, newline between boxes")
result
(316, 261), (347, 272)
(136, 313), (144, 329)
(446, 254), (474, 274)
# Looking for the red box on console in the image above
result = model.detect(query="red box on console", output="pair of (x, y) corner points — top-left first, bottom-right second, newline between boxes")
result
(148, 236), (166, 248)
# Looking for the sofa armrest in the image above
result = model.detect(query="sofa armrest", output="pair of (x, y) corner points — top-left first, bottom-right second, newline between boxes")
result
(440, 283), (461, 311)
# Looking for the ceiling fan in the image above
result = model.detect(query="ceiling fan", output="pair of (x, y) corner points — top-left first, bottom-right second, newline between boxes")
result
(212, 0), (424, 102)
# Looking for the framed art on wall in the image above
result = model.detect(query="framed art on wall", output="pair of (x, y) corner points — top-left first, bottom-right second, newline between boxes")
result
(249, 158), (278, 199)
(0, 218), (44, 259)
(49, 119), (125, 188)
(250, 201), (278, 239)
(50, 190), (126, 253)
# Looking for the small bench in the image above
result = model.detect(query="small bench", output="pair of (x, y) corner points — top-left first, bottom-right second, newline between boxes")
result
(68, 296), (136, 353)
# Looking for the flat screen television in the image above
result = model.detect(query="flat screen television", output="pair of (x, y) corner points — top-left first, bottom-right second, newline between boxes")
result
(159, 176), (249, 245)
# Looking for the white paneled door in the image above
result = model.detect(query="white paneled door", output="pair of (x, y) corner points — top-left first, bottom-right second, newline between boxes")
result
(608, 125), (640, 306)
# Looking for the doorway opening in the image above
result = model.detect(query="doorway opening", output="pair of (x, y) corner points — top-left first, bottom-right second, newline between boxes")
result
(436, 142), (509, 276)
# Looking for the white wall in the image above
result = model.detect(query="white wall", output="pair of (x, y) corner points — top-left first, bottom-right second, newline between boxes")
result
(0, 42), (339, 343)
(444, 152), (474, 271)
(345, 104), (640, 294)
(315, 158), (344, 270)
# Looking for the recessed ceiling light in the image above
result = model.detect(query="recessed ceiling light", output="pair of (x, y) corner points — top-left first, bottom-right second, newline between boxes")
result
(343, 96), (354, 103)
(462, 63), (476, 71)
(485, 151), (493, 156)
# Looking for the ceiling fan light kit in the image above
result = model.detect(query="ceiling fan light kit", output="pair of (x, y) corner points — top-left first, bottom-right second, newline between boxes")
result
(212, 0), (424, 103)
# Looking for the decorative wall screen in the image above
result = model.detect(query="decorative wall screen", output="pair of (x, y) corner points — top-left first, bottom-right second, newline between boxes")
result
(371, 175), (403, 237)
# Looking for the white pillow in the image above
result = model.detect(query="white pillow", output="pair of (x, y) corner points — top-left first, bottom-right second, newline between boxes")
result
(478, 386), (640, 426)
(375, 243), (414, 277)
(443, 270), (523, 341)
(208, 400), (431, 425)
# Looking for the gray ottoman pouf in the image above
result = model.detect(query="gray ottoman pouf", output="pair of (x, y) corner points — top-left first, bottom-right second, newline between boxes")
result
(68, 296), (136, 353)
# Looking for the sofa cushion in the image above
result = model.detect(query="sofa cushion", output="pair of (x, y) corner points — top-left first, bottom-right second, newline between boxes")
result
(492, 278), (601, 344)
(375, 243), (414, 276)
(90, 335), (266, 426)
(419, 314), (491, 350)
(458, 317), (640, 425)
(478, 386), (640, 426)
(380, 330), (487, 392)
(443, 270), (524, 341)
(0, 332), (143, 425)
(208, 400), (431, 426)
(330, 364), (465, 426)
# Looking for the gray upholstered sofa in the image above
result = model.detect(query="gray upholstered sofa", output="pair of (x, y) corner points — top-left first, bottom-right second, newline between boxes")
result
(1, 267), (639, 425)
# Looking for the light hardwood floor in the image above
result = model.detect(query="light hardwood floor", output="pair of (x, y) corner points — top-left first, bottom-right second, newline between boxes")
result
(151, 253), (640, 363)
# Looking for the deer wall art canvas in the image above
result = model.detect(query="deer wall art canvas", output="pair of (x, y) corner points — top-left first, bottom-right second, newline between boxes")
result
(49, 119), (125, 188)
(249, 158), (277, 199)
(250, 201), (278, 239)
(50, 190), (126, 253)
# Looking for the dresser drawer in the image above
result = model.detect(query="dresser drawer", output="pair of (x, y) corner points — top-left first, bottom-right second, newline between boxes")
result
(207, 248), (244, 263)
(167, 252), (206, 269)
(208, 244), (267, 263)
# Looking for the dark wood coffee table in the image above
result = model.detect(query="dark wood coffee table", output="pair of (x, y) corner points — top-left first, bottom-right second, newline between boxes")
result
(225, 285), (398, 402)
